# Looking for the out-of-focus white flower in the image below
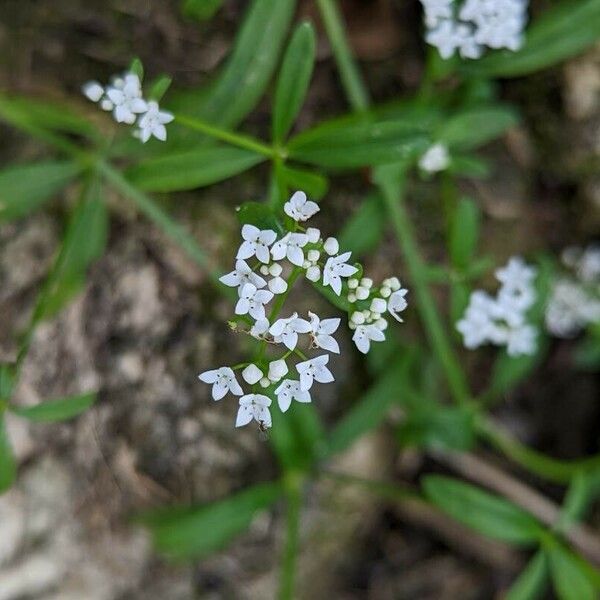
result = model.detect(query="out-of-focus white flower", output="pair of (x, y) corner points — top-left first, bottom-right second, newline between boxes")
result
(268, 359), (288, 382)
(106, 73), (147, 124)
(274, 379), (311, 412)
(220, 259), (267, 294)
(352, 324), (385, 354)
(271, 232), (309, 267)
(388, 288), (409, 322)
(269, 313), (312, 350)
(456, 291), (499, 349)
(82, 81), (104, 102)
(309, 312), (341, 353)
(505, 324), (537, 357)
(419, 143), (450, 173)
(579, 246), (600, 283)
(137, 100), (174, 142)
(495, 256), (537, 291)
(545, 278), (600, 338)
(284, 191), (320, 222)
(242, 364), (263, 385)
(198, 367), (243, 400)
(236, 224), (277, 264)
(236, 394), (272, 428)
(425, 19), (463, 59)
(323, 252), (358, 296)
(421, 0), (454, 27)
(235, 283), (274, 320)
(296, 355), (334, 391)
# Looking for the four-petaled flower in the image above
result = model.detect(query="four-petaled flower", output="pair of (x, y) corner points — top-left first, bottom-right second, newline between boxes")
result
(106, 73), (148, 124)
(296, 355), (334, 391)
(237, 224), (277, 264)
(388, 288), (409, 322)
(236, 394), (272, 428)
(271, 232), (309, 267)
(235, 283), (274, 320)
(220, 259), (266, 294)
(352, 324), (385, 354)
(269, 313), (312, 350)
(198, 367), (243, 400)
(308, 312), (340, 353)
(274, 379), (311, 412)
(323, 252), (358, 296)
(137, 100), (175, 142)
(284, 191), (320, 222)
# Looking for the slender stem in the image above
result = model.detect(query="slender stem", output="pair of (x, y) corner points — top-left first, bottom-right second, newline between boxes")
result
(315, 0), (370, 112)
(376, 166), (471, 406)
(175, 113), (277, 158)
(279, 474), (303, 600)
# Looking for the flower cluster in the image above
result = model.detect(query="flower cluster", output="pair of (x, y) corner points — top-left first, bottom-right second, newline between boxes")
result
(198, 191), (409, 429)
(457, 256), (537, 356)
(419, 143), (451, 173)
(421, 0), (528, 60)
(82, 72), (174, 142)
(545, 245), (600, 338)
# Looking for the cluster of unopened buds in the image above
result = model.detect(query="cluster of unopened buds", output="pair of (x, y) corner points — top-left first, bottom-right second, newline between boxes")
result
(199, 191), (409, 430)
(82, 71), (174, 142)
(421, 0), (528, 60)
(457, 256), (538, 356)
(545, 245), (600, 338)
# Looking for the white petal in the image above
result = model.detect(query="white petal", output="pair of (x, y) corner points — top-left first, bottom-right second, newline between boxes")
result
(219, 271), (241, 287)
(330, 275), (342, 296)
(303, 200), (320, 218)
(242, 224), (259, 241)
(229, 377), (244, 396)
(282, 330), (298, 351)
(277, 391), (292, 413)
(269, 276), (288, 295)
(292, 318), (312, 334)
(271, 241), (287, 261)
(319, 318), (341, 335)
(152, 123), (167, 141)
(212, 381), (228, 400)
(259, 230), (277, 245)
(269, 318), (287, 337)
(235, 405), (253, 427)
(198, 369), (218, 384)
(236, 240), (255, 260)
(235, 298), (250, 315)
(337, 264), (358, 278)
(158, 110), (175, 124)
(248, 304), (266, 320)
(255, 244), (271, 264)
(106, 88), (124, 104)
(287, 245), (304, 267)
(314, 366), (334, 384)
(299, 371), (313, 392)
(255, 405), (272, 427)
(316, 334), (339, 353)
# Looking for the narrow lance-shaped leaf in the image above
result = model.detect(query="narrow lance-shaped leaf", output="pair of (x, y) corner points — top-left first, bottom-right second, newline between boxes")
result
(449, 197), (480, 270)
(273, 22), (316, 143)
(10, 392), (96, 423)
(548, 543), (599, 600)
(506, 551), (550, 600)
(141, 482), (282, 560)
(0, 417), (16, 494)
(338, 193), (386, 259)
(277, 165), (329, 200)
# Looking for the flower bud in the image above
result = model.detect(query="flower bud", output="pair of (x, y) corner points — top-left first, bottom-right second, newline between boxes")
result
(306, 227), (321, 244)
(370, 298), (387, 313)
(259, 377), (271, 388)
(348, 278), (359, 290)
(360, 278), (373, 289)
(375, 318), (388, 331)
(269, 262), (282, 277)
(380, 286), (391, 298)
(307, 249), (320, 263)
(260, 265), (270, 275)
(323, 237), (339, 256)
(306, 265), (321, 282)
(82, 81), (104, 102)
(388, 277), (401, 291)
(242, 364), (263, 385)
(268, 359), (288, 382)
(347, 293), (357, 303)
(351, 311), (365, 325)
(356, 286), (369, 300)
(269, 276), (287, 294)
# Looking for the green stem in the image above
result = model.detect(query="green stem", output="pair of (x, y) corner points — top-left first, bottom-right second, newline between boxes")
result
(315, 0), (370, 112)
(376, 165), (471, 406)
(279, 474), (303, 600)
(175, 113), (277, 158)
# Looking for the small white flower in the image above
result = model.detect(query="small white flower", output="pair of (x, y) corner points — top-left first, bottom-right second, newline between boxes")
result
(236, 394), (272, 428)
(106, 73), (147, 124)
(269, 313), (312, 350)
(306, 265), (321, 282)
(419, 143), (450, 173)
(421, 0), (454, 27)
(235, 283), (274, 320)
(352, 324), (386, 354)
(495, 256), (537, 291)
(323, 237), (340, 256)
(309, 311), (341, 353)
(242, 363), (263, 385)
(296, 355), (334, 391)
(456, 294), (497, 349)
(199, 367), (243, 400)
(220, 259), (267, 294)
(250, 318), (270, 338)
(137, 100), (174, 142)
(268, 359), (288, 382)
(271, 232), (309, 267)
(323, 252), (358, 296)
(268, 276), (288, 295)
(237, 224), (277, 264)
(505, 324), (537, 357)
(388, 288), (409, 322)
(284, 191), (320, 222)
(274, 379), (311, 412)
(82, 81), (104, 102)
(426, 19), (462, 59)
(306, 227), (321, 243)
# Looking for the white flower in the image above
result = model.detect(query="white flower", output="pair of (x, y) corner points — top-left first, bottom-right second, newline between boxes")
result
(250, 318), (270, 338)
(495, 256), (537, 291)
(308, 312), (341, 353)
(82, 81), (104, 102)
(425, 19), (463, 59)
(420, 0), (454, 27)
(236, 394), (272, 428)
(269, 313), (312, 350)
(352, 324), (386, 354)
(274, 379), (311, 412)
(296, 355), (334, 391)
(419, 143), (450, 173)
(268, 359), (288, 382)
(505, 324), (537, 357)
(137, 100), (174, 142)
(284, 191), (320, 222)
(242, 364), (263, 385)
(388, 288), (409, 322)
(306, 227), (321, 243)
(322, 252), (358, 296)
(220, 259), (267, 294)
(106, 73), (147, 124)
(268, 276), (288, 295)
(323, 237), (339, 256)
(578, 246), (600, 283)
(545, 278), (600, 338)
(456, 292), (498, 348)
(237, 224), (277, 264)
(235, 283), (274, 320)
(198, 367), (243, 400)
(271, 232), (309, 267)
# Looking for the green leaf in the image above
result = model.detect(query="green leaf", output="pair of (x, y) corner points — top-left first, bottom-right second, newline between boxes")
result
(40, 177), (108, 318)
(506, 551), (549, 600)
(289, 115), (429, 169)
(171, 0), (296, 128)
(148, 76), (173, 102)
(338, 193), (386, 259)
(463, 0), (600, 78)
(182, 0), (223, 20)
(0, 417), (16, 494)
(449, 154), (491, 179)
(423, 476), (544, 545)
(125, 146), (265, 192)
(437, 105), (519, 151)
(273, 22), (316, 143)
(0, 365), (15, 401)
(486, 344), (545, 400)
(0, 161), (81, 222)
(558, 469), (600, 530)
(237, 201), (281, 232)
(141, 482), (282, 560)
(10, 392), (96, 422)
(548, 543), (598, 600)
(128, 57), (144, 81)
(277, 165), (329, 200)
(449, 197), (480, 270)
